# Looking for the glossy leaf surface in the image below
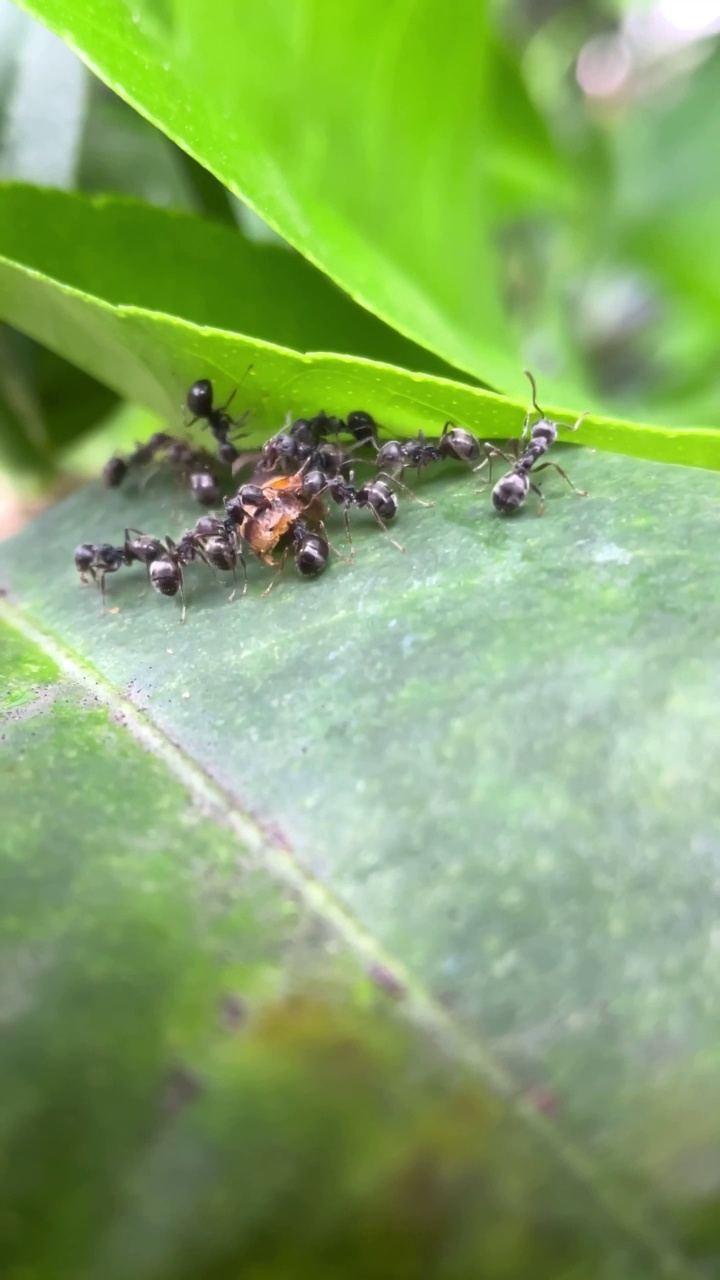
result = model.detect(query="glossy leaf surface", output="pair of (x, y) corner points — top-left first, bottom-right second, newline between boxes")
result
(9, 0), (571, 395)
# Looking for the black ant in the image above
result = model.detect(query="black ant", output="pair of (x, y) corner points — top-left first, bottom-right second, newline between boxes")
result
(177, 516), (247, 601)
(261, 410), (379, 473)
(103, 433), (222, 506)
(224, 482), (273, 529)
(260, 426), (311, 473)
(185, 368), (251, 464)
(74, 542), (128, 612)
(261, 517), (331, 595)
(102, 431), (171, 488)
(476, 371), (588, 515)
(344, 411), (379, 444)
(373, 433), (437, 509)
(306, 473), (404, 553)
(375, 431), (438, 480)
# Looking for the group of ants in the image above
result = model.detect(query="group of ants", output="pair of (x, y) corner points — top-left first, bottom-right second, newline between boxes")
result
(74, 370), (587, 621)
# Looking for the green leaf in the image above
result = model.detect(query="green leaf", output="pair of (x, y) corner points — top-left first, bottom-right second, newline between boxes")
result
(0, 184), (719, 471)
(0, 323), (117, 477)
(0, 0), (88, 188)
(2, 451), (720, 1275)
(77, 79), (199, 213)
(10, 0), (574, 395)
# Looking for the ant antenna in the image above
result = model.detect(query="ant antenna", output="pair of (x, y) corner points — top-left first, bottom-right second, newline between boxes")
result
(523, 370), (543, 417)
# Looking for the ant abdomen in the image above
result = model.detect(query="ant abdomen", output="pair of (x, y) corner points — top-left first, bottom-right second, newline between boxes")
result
(364, 480), (397, 521)
(204, 537), (236, 572)
(438, 424), (481, 464)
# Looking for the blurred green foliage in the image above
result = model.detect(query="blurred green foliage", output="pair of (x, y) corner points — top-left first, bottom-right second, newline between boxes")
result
(0, 0), (718, 487)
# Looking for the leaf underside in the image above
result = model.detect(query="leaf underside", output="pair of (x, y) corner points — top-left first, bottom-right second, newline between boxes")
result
(1, 186), (720, 474)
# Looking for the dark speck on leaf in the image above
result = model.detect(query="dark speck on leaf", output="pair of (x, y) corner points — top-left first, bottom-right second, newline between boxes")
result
(160, 1065), (202, 1116)
(367, 962), (406, 999)
(220, 992), (248, 1030)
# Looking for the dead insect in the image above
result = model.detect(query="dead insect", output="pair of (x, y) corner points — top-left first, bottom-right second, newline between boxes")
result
(478, 371), (588, 516)
(227, 472), (314, 567)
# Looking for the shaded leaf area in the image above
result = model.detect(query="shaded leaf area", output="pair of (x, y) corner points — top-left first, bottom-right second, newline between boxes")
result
(0, 619), (669, 1280)
(0, 185), (459, 382)
(0, 323), (117, 476)
(1, 186), (719, 469)
(77, 79), (200, 213)
(3, 452), (720, 1274)
(10, 0), (570, 396)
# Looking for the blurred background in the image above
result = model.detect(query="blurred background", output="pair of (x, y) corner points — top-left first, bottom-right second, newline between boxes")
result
(0, 0), (718, 534)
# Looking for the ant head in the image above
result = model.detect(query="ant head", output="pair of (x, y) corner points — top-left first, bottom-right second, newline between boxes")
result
(376, 440), (403, 466)
(74, 543), (95, 573)
(187, 378), (213, 418)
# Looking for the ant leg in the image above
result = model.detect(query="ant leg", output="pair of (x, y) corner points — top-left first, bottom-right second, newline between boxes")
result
(319, 519), (353, 565)
(226, 562), (238, 604)
(96, 571), (107, 615)
(530, 482), (545, 516)
(532, 461), (588, 497)
(219, 388), (237, 413)
(473, 444), (513, 488)
(237, 549), (248, 596)
(566, 411), (587, 433)
(261, 548), (289, 597)
(138, 465), (162, 492)
(342, 506), (355, 551)
(369, 507), (405, 553)
(178, 568), (187, 623)
(376, 470), (433, 509)
(197, 547), (223, 587)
